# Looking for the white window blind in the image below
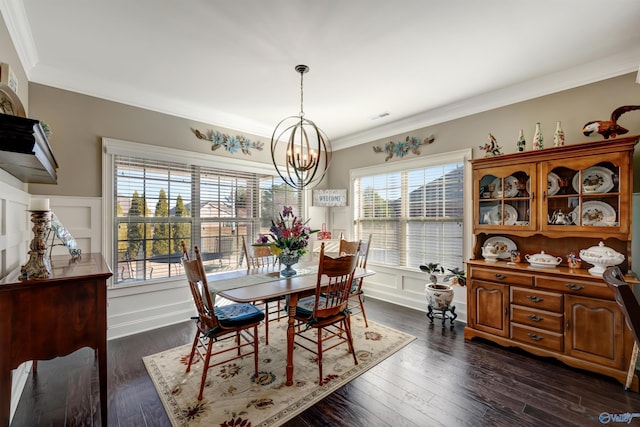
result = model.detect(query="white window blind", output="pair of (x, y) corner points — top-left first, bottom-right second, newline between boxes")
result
(113, 154), (302, 285)
(353, 155), (465, 270)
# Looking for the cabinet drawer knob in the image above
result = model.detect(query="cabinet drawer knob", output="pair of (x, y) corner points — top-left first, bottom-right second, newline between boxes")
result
(565, 283), (584, 291)
(526, 295), (543, 303)
(528, 314), (543, 322)
(527, 333), (543, 341)
(494, 274), (506, 280)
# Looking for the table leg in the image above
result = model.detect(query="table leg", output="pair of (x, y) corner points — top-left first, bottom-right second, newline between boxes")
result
(285, 293), (298, 386)
(98, 347), (107, 425)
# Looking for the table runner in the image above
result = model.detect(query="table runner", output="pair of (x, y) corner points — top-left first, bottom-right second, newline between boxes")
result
(207, 267), (317, 293)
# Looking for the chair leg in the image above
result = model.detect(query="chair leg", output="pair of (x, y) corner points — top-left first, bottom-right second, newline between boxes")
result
(317, 327), (324, 385)
(253, 324), (260, 376)
(186, 331), (199, 373)
(198, 339), (215, 400)
(344, 316), (358, 366)
(264, 301), (270, 346)
(358, 294), (369, 328)
(626, 341), (639, 390)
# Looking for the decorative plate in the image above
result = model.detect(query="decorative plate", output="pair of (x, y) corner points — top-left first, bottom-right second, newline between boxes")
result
(0, 83), (25, 117)
(571, 201), (616, 226)
(547, 172), (560, 196)
(484, 236), (517, 259)
(490, 176), (519, 198)
(488, 204), (518, 225)
(572, 166), (614, 194)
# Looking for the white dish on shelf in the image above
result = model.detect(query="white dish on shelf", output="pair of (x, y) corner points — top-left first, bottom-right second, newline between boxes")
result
(483, 236), (517, 259)
(490, 176), (519, 198)
(572, 201), (616, 226)
(503, 176), (519, 198)
(572, 166), (614, 194)
(487, 204), (518, 225)
(547, 172), (560, 196)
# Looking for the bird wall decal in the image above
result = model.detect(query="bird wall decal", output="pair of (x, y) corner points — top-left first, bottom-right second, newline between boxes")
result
(582, 105), (640, 139)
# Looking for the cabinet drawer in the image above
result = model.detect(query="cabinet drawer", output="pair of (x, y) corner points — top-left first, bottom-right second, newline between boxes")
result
(536, 276), (614, 300)
(471, 267), (533, 286)
(511, 324), (563, 352)
(511, 287), (563, 312)
(511, 305), (563, 332)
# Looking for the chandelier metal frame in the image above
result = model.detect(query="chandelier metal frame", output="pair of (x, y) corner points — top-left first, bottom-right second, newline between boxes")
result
(270, 64), (331, 190)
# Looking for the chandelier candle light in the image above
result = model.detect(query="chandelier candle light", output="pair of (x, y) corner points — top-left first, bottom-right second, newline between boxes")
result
(271, 65), (331, 190)
(21, 198), (52, 279)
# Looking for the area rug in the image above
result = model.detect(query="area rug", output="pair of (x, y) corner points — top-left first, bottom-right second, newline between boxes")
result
(143, 316), (415, 426)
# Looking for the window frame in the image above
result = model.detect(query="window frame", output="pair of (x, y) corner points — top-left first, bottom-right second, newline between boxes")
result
(349, 148), (473, 272)
(102, 137), (294, 289)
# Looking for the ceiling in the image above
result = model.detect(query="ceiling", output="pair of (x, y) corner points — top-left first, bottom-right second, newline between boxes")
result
(3, 0), (640, 150)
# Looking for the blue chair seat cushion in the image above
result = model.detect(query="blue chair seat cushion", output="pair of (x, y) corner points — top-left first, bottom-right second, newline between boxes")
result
(294, 295), (330, 318)
(350, 278), (361, 294)
(214, 303), (265, 328)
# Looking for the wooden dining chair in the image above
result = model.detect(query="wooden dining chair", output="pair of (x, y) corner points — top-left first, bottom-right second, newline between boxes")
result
(349, 234), (372, 327)
(292, 243), (359, 385)
(602, 266), (640, 390)
(181, 241), (265, 400)
(338, 237), (360, 256)
(241, 236), (284, 345)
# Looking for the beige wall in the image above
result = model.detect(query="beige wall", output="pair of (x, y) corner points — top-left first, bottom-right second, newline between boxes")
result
(28, 73), (640, 199)
(0, 18), (29, 115)
(328, 73), (640, 192)
(28, 84), (276, 197)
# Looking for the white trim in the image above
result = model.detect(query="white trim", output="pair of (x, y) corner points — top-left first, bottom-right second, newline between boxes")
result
(103, 137), (276, 175)
(349, 148), (473, 261)
(350, 148), (471, 178)
(101, 137), (279, 286)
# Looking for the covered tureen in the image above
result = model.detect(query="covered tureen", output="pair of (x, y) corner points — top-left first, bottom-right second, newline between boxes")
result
(525, 251), (562, 268)
(579, 241), (625, 277)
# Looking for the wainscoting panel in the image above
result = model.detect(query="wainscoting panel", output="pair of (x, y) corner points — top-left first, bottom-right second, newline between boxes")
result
(361, 264), (467, 323)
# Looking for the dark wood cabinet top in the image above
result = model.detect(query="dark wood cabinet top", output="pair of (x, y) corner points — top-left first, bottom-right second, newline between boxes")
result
(0, 253), (112, 290)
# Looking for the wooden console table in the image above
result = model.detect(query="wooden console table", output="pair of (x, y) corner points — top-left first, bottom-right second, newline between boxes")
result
(0, 253), (112, 426)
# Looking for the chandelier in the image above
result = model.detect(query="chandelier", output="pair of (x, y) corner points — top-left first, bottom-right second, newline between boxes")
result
(270, 65), (331, 190)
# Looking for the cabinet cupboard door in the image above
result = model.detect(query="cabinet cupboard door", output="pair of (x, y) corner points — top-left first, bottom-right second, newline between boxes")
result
(541, 152), (628, 235)
(565, 295), (624, 369)
(474, 164), (536, 232)
(469, 280), (509, 337)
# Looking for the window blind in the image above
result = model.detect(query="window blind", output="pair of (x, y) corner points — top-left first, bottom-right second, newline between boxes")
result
(113, 155), (302, 284)
(354, 162), (464, 270)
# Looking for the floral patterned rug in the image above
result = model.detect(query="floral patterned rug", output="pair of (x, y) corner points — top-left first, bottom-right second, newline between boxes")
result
(143, 316), (415, 426)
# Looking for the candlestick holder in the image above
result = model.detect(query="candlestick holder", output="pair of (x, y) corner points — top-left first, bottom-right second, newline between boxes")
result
(20, 210), (52, 280)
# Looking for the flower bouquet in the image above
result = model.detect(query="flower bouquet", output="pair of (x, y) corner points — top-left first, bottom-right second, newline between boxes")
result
(255, 207), (318, 276)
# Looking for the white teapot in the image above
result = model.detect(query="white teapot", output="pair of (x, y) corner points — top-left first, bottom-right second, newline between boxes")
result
(482, 243), (499, 262)
(548, 210), (576, 225)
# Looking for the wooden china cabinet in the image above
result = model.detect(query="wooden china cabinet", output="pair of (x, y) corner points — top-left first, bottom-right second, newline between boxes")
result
(465, 135), (639, 391)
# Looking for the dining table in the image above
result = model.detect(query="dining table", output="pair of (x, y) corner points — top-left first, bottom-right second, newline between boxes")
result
(211, 262), (375, 386)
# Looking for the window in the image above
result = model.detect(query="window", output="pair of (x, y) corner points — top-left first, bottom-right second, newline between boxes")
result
(104, 139), (302, 285)
(352, 149), (470, 271)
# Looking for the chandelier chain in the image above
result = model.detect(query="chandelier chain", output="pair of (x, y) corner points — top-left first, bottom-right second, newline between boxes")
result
(299, 68), (305, 118)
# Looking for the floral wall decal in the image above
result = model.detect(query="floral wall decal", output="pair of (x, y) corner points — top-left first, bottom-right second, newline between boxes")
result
(192, 128), (264, 155)
(372, 135), (435, 161)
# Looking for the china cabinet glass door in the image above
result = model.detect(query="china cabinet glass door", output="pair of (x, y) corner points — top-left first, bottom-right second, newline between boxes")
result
(542, 152), (627, 233)
(475, 165), (536, 231)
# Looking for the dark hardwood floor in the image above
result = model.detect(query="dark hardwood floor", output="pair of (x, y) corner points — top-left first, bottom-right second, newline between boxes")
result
(11, 298), (640, 426)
